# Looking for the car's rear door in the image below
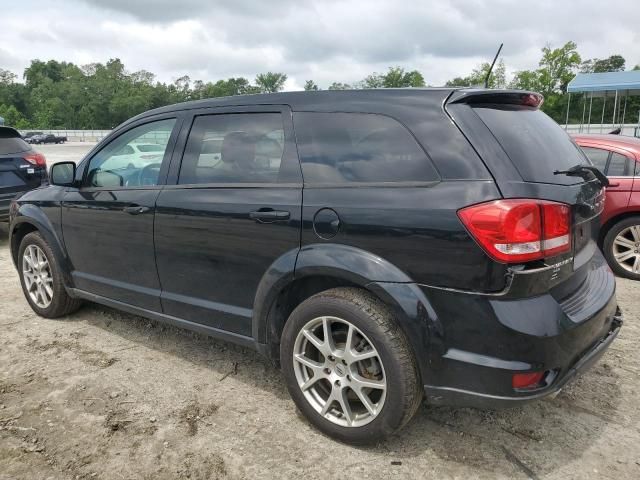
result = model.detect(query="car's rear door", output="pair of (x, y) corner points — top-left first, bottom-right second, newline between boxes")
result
(61, 115), (181, 311)
(154, 105), (302, 337)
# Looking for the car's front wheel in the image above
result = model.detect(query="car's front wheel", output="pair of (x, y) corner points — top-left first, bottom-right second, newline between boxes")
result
(603, 216), (640, 280)
(18, 231), (82, 318)
(280, 287), (422, 444)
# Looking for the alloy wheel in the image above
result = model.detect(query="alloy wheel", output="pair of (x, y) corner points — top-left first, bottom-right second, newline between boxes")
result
(612, 225), (640, 274)
(292, 316), (387, 427)
(22, 244), (54, 309)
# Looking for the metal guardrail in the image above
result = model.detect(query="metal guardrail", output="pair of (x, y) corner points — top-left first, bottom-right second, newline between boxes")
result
(22, 130), (112, 142)
(562, 123), (640, 137)
(20, 130), (171, 143)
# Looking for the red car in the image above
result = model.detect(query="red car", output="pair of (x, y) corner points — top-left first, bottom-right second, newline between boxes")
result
(573, 134), (640, 279)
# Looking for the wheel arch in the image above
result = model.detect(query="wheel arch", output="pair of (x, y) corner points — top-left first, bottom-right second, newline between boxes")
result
(600, 210), (640, 245)
(252, 244), (440, 383)
(10, 206), (73, 287)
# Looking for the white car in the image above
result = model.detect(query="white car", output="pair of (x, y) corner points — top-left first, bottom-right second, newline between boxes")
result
(103, 143), (166, 170)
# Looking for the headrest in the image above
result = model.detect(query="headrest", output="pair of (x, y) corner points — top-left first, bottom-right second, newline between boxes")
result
(221, 132), (256, 168)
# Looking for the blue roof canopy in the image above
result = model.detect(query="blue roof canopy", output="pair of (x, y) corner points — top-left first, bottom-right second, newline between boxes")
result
(568, 71), (640, 96)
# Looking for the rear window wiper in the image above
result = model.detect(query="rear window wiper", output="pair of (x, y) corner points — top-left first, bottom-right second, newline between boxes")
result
(553, 164), (610, 188)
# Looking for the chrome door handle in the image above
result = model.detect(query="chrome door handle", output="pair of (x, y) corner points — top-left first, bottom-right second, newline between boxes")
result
(123, 206), (150, 215)
(249, 209), (290, 221)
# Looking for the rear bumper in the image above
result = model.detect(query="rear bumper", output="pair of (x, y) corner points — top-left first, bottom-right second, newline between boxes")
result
(419, 254), (621, 408)
(424, 313), (622, 408)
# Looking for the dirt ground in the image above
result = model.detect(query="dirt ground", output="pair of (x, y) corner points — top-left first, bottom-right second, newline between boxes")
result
(0, 144), (639, 479)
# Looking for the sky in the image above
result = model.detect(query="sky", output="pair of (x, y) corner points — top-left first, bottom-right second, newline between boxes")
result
(1, 0), (639, 90)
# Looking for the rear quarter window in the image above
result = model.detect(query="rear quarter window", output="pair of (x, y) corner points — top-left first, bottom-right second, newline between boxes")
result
(0, 137), (30, 155)
(473, 105), (586, 185)
(293, 112), (439, 184)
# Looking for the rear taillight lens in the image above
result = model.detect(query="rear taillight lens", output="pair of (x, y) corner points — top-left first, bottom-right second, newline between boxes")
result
(458, 199), (571, 263)
(512, 371), (545, 389)
(23, 152), (47, 167)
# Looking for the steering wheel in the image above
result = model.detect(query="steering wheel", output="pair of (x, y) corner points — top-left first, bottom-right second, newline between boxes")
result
(137, 163), (162, 186)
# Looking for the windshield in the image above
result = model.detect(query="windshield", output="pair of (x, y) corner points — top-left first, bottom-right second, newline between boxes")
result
(473, 105), (587, 185)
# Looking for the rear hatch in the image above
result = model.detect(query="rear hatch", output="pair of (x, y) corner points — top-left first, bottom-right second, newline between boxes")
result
(0, 127), (45, 198)
(446, 90), (608, 310)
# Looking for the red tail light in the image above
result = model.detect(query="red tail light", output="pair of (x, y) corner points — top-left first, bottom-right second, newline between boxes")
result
(458, 199), (571, 263)
(512, 371), (545, 389)
(23, 152), (47, 167)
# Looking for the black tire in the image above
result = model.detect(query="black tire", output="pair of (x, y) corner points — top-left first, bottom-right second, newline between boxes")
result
(18, 231), (82, 318)
(603, 216), (640, 280)
(280, 287), (422, 444)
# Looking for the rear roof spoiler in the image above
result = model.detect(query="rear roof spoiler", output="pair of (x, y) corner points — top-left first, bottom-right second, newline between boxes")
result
(447, 89), (544, 109)
(0, 126), (22, 138)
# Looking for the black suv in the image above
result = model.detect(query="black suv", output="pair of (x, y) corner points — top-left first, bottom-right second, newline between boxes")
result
(1, 126), (48, 221)
(9, 89), (622, 444)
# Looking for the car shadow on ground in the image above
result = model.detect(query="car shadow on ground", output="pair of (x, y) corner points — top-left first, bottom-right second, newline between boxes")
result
(1, 222), (622, 477)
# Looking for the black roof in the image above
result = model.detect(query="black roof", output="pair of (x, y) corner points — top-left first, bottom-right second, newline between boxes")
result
(125, 88), (458, 126)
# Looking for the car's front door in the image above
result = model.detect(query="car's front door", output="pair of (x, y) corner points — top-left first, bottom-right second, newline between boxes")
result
(154, 106), (302, 337)
(61, 116), (180, 311)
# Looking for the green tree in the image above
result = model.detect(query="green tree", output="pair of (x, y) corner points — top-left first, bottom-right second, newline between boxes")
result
(327, 82), (351, 90)
(537, 41), (581, 95)
(362, 67), (426, 88)
(509, 69), (543, 92)
(0, 69), (17, 85)
(446, 60), (505, 88)
(304, 80), (319, 91)
(255, 72), (287, 93)
(0, 104), (29, 128)
(581, 54), (626, 73)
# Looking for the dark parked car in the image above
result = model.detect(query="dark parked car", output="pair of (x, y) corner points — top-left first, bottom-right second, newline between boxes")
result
(573, 134), (640, 280)
(29, 133), (67, 144)
(22, 131), (43, 142)
(0, 126), (48, 222)
(9, 90), (622, 444)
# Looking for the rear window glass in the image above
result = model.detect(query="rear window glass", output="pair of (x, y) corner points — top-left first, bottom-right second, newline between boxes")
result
(0, 137), (30, 155)
(473, 105), (587, 184)
(294, 112), (439, 184)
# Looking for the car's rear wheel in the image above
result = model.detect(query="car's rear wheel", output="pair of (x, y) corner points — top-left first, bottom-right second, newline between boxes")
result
(18, 231), (82, 317)
(280, 287), (422, 444)
(603, 216), (640, 280)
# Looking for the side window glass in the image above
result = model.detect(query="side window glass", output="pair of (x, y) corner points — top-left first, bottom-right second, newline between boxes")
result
(178, 113), (285, 184)
(608, 153), (630, 176)
(293, 112), (439, 184)
(85, 118), (176, 188)
(580, 147), (609, 173)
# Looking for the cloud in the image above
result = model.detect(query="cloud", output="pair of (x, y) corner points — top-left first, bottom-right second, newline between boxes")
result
(1, 0), (639, 89)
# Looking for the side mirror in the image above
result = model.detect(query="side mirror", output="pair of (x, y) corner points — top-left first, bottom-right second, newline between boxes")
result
(50, 162), (77, 186)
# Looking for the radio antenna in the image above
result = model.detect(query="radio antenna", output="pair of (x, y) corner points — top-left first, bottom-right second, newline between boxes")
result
(484, 43), (503, 89)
